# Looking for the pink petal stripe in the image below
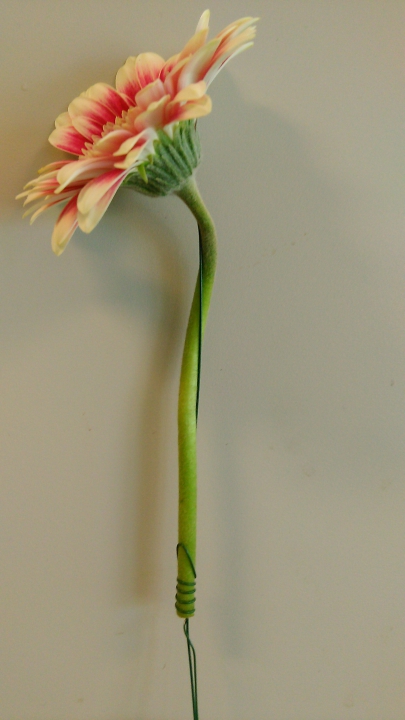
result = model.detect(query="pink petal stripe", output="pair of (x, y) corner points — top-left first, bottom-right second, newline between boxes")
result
(212, 25), (257, 65)
(77, 169), (126, 215)
(49, 125), (87, 155)
(21, 177), (62, 199)
(84, 83), (130, 117)
(162, 56), (189, 96)
(177, 38), (221, 89)
(68, 96), (116, 125)
(203, 38), (255, 88)
(70, 116), (105, 141)
(68, 97), (116, 139)
(160, 53), (180, 82)
(26, 194), (76, 223)
(51, 196), (79, 256)
(135, 53), (166, 88)
(115, 56), (141, 101)
(55, 158), (115, 193)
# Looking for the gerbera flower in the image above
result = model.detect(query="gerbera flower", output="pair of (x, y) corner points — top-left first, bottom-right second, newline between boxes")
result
(17, 10), (257, 255)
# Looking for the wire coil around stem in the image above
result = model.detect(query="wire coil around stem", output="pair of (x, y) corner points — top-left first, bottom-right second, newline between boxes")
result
(175, 542), (197, 617)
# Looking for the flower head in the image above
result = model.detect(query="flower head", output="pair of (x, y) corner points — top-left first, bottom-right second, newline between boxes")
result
(17, 11), (257, 255)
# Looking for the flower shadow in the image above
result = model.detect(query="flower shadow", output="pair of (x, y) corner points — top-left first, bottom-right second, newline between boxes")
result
(75, 190), (189, 607)
(195, 72), (405, 695)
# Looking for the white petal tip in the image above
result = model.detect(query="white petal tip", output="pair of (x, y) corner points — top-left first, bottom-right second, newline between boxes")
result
(196, 9), (210, 32)
(52, 243), (64, 256)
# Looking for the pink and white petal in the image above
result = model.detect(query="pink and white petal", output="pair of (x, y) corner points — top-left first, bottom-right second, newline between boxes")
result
(68, 96), (116, 125)
(135, 78), (166, 111)
(121, 106), (143, 133)
(203, 35), (256, 87)
(55, 158), (114, 193)
(162, 56), (190, 96)
(77, 175), (124, 233)
(166, 95), (212, 124)
(135, 53), (166, 88)
(21, 190), (51, 205)
(68, 97), (116, 139)
(215, 16), (257, 43)
(114, 130), (156, 168)
(92, 128), (133, 155)
(26, 195), (73, 223)
(195, 9), (210, 33)
(84, 82), (130, 116)
(29, 177), (61, 191)
(51, 196), (79, 256)
(160, 53), (181, 82)
(21, 176), (61, 202)
(71, 116), (105, 141)
(77, 169), (126, 215)
(189, 17), (257, 85)
(22, 198), (52, 219)
(38, 160), (71, 175)
(214, 25), (257, 60)
(22, 164), (68, 190)
(29, 201), (61, 224)
(55, 111), (72, 128)
(113, 145), (147, 170)
(173, 80), (207, 103)
(177, 38), (221, 89)
(19, 178), (47, 195)
(177, 28), (210, 62)
(16, 189), (31, 200)
(113, 131), (147, 157)
(134, 95), (170, 132)
(116, 56), (141, 100)
(49, 125), (87, 154)
(16, 189), (41, 202)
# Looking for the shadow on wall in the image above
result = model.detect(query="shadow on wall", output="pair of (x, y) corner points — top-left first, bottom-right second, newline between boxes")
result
(75, 191), (190, 606)
(195, 73), (405, 675)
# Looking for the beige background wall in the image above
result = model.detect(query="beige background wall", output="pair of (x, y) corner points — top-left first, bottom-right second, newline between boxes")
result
(1, 1), (405, 718)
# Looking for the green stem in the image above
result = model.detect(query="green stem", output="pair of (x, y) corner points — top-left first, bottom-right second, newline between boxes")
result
(174, 176), (217, 618)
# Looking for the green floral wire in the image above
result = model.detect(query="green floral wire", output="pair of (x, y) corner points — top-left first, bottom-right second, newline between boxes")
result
(196, 226), (203, 421)
(184, 617), (199, 720)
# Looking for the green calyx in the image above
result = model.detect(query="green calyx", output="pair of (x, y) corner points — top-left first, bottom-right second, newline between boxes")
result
(123, 120), (201, 197)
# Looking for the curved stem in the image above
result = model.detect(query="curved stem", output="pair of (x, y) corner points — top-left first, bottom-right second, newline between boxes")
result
(174, 176), (217, 618)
